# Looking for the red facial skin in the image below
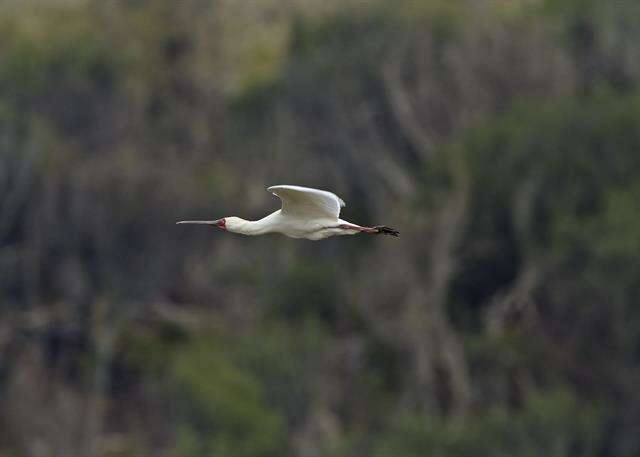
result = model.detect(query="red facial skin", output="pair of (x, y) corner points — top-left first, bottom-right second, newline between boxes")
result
(217, 218), (227, 230)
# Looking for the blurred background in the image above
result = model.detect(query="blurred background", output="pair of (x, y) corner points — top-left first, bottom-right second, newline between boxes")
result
(1, 0), (639, 456)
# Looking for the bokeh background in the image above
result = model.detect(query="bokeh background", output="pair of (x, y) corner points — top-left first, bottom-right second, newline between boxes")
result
(1, 0), (639, 456)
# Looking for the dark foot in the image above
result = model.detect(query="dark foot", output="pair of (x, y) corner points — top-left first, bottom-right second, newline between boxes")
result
(374, 226), (399, 237)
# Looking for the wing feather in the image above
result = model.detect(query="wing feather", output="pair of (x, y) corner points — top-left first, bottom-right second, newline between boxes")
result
(268, 185), (345, 219)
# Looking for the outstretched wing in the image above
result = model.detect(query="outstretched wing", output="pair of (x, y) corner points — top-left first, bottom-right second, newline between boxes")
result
(268, 185), (345, 219)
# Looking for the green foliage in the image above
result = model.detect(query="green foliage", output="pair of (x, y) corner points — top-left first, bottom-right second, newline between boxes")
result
(227, 320), (327, 424)
(163, 319), (330, 457)
(0, 8), (119, 104)
(374, 388), (601, 457)
(457, 92), (640, 307)
(268, 262), (339, 324)
(171, 331), (288, 457)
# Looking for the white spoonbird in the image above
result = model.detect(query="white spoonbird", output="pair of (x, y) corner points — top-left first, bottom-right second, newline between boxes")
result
(177, 185), (399, 240)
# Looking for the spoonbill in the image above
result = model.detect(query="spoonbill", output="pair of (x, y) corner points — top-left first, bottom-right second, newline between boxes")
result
(177, 185), (399, 240)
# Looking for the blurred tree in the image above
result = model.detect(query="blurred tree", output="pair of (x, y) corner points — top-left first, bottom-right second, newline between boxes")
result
(1, 0), (640, 456)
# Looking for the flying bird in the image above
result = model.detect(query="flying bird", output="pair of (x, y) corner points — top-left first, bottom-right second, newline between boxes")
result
(177, 185), (399, 240)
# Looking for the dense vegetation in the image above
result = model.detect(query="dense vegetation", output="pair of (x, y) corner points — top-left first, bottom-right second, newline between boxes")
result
(1, 0), (639, 455)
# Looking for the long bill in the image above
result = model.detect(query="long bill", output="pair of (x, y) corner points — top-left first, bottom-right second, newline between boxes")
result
(176, 220), (219, 225)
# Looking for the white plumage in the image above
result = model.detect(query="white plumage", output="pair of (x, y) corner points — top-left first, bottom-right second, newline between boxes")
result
(269, 185), (345, 219)
(177, 185), (398, 240)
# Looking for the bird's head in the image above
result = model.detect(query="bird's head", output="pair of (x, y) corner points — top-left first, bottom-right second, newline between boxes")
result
(221, 216), (246, 233)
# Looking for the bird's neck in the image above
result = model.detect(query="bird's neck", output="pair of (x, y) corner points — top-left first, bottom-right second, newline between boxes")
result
(231, 217), (273, 236)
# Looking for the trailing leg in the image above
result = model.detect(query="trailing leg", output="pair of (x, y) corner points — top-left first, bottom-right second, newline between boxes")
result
(338, 224), (399, 237)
